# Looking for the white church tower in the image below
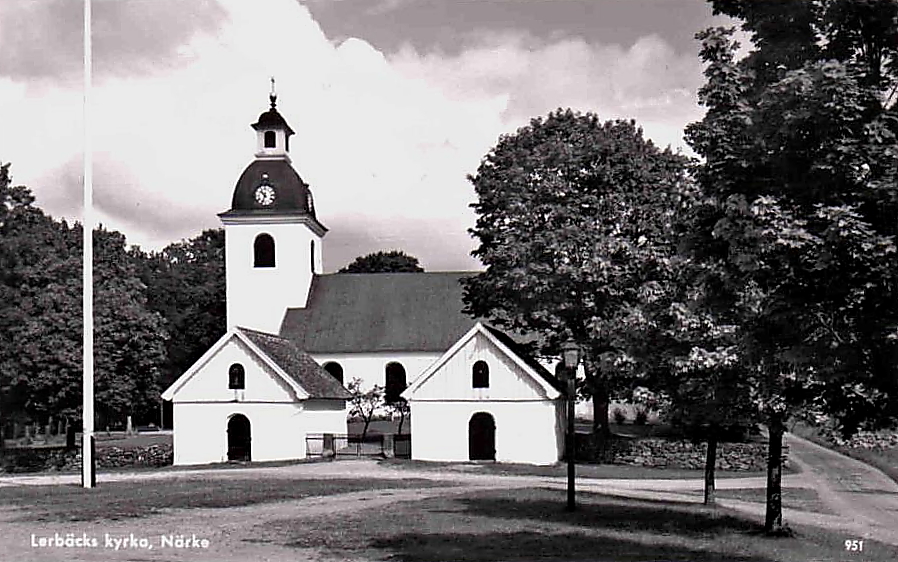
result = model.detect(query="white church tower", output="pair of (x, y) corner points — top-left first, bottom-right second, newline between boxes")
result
(219, 83), (326, 334)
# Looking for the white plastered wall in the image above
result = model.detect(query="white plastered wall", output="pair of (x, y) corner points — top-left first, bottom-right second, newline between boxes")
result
(168, 335), (346, 465)
(310, 351), (442, 391)
(409, 401), (562, 465)
(224, 220), (322, 334)
(407, 330), (563, 465)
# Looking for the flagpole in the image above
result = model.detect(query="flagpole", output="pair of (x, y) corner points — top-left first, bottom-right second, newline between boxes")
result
(82, 0), (95, 489)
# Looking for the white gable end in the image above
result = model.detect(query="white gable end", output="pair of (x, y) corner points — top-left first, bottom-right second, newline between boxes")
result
(406, 324), (559, 402)
(164, 334), (301, 404)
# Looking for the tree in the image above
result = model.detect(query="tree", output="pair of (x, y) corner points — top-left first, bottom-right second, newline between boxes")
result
(385, 397), (410, 435)
(463, 109), (691, 448)
(92, 228), (168, 427)
(134, 229), (226, 391)
(347, 378), (383, 441)
(0, 162), (168, 431)
(338, 250), (424, 273)
(0, 163), (75, 429)
(685, 1), (898, 533)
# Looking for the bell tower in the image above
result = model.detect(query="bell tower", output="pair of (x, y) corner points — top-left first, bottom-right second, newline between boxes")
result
(219, 84), (326, 334)
(254, 78), (293, 162)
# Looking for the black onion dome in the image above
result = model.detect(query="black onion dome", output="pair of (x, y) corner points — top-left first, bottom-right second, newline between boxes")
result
(225, 160), (316, 216)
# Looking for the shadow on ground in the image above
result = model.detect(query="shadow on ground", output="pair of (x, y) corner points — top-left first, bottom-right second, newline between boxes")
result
(370, 530), (772, 562)
(274, 488), (800, 562)
(368, 491), (769, 561)
(453, 490), (759, 535)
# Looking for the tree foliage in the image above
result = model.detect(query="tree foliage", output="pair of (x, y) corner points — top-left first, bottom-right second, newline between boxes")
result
(338, 250), (424, 273)
(685, 0), (898, 532)
(463, 109), (691, 438)
(0, 163), (168, 429)
(134, 229), (226, 390)
(347, 378), (383, 441)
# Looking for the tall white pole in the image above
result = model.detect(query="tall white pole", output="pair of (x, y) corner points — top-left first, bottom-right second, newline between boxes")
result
(82, 0), (95, 489)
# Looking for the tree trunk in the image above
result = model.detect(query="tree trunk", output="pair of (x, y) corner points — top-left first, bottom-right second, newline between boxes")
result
(765, 415), (786, 534)
(589, 383), (611, 463)
(591, 385), (611, 438)
(361, 418), (371, 442)
(704, 426), (719, 505)
(396, 409), (406, 435)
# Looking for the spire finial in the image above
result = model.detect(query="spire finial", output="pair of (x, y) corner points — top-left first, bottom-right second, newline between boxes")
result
(269, 76), (277, 108)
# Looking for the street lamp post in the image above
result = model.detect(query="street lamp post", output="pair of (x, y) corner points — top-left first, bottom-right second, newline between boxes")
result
(561, 340), (580, 512)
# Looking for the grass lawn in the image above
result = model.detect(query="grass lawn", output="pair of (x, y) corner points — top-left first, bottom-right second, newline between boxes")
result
(257, 487), (898, 561)
(380, 458), (776, 479)
(0, 477), (446, 522)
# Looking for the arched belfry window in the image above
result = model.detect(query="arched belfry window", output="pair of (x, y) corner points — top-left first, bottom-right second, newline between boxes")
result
(310, 240), (316, 272)
(385, 362), (407, 404)
(323, 362), (343, 385)
(229, 363), (245, 390)
(473, 361), (489, 388)
(264, 130), (276, 148)
(254, 233), (275, 268)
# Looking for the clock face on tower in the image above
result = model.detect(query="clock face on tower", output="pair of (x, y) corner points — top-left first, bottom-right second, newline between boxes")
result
(254, 184), (276, 206)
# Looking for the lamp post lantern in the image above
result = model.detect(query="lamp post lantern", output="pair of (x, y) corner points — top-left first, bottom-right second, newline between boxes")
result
(561, 340), (580, 511)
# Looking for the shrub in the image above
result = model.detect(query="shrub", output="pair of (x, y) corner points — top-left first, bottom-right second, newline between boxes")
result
(612, 407), (628, 425)
(634, 409), (649, 426)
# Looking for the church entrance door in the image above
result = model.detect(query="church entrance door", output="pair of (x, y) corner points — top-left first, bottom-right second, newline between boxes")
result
(468, 412), (495, 461)
(227, 414), (251, 461)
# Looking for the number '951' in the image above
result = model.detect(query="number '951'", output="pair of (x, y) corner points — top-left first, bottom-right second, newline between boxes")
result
(845, 539), (864, 552)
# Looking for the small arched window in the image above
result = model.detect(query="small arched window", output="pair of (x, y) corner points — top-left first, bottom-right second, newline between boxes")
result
(254, 233), (275, 268)
(385, 362), (407, 404)
(323, 362), (343, 385)
(264, 130), (276, 148)
(310, 240), (316, 272)
(473, 360), (489, 388)
(229, 363), (245, 390)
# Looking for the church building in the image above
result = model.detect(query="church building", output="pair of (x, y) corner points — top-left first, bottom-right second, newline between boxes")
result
(162, 90), (566, 466)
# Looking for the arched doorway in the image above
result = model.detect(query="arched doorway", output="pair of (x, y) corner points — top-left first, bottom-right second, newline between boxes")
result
(468, 412), (496, 461)
(227, 414), (251, 461)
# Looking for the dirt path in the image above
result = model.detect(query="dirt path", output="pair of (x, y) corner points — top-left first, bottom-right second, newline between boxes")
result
(779, 433), (898, 544)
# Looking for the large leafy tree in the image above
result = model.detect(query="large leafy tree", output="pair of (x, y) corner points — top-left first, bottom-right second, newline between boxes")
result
(134, 229), (226, 391)
(0, 163), (168, 430)
(0, 162), (72, 428)
(463, 109), (691, 441)
(685, 0), (898, 533)
(338, 250), (424, 273)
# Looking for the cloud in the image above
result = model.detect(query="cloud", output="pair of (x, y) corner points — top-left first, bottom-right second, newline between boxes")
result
(391, 30), (706, 151)
(1, 0), (711, 272)
(0, 0), (227, 83)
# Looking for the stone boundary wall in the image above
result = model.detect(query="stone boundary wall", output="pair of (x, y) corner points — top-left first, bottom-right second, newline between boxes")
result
(577, 435), (770, 471)
(0, 443), (173, 474)
(612, 438), (769, 470)
(830, 431), (898, 451)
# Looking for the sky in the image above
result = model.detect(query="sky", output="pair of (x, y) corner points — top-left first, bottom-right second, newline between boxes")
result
(0, 0), (736, 272)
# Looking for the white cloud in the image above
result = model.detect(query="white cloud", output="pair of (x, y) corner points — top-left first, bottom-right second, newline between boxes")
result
(0, 0), (707, 272)
(391, 31), (706, 151)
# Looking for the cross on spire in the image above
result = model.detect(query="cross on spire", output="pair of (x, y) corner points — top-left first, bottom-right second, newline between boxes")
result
(269, 77), (277, 108)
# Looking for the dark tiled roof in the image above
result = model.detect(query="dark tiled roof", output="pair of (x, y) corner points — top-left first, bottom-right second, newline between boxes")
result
(279, 272), (481, 353)
(483, 325), (565, 394)
(238, 327), (350, 399)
